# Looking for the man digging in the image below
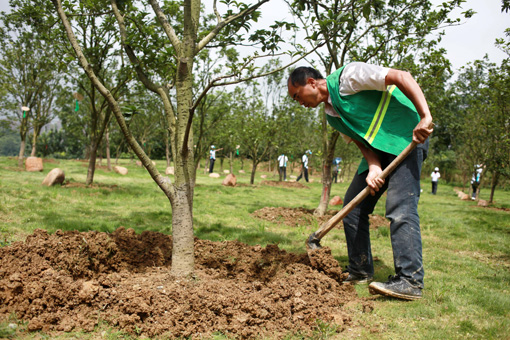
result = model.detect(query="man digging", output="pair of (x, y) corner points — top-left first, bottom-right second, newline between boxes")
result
(287, 63), (433, 300)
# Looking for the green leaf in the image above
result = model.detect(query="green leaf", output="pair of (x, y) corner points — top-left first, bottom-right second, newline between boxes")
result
(362, 3), (371, 20)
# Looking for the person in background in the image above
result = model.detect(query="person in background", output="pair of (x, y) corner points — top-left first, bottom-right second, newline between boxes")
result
(471, 164), (483, 200)
(209, 145), (223, 173)
(296, 150), (312, 182)
(332, 158), (341, 183)
(277, 153), (289, 181)
(430, 167), (440, 195)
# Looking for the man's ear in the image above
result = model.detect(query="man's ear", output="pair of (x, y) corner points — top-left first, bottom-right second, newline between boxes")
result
(307, 77), (317, 87)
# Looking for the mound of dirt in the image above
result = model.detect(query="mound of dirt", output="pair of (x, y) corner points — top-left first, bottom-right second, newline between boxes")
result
(252, 207), (390, 229)
(0, 228), (370, 339)
(262, 180), (310, 189)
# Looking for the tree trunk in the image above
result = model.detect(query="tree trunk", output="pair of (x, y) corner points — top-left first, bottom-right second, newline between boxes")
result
(170, 184), (195, 277)
(165, 130), (171, 167)
(18, 139), (26, 168)
(250, 160), (258, 184)
(229, 151), (233, 174)
(85, 141), (98, 186)
(106, 128), (112, 171)
(489, 172), (499, 203)
(315, 124), (340, 216)
(30, 124), (43, 157)
(268, 150), (271, 172)
(31, 132), (37, 157)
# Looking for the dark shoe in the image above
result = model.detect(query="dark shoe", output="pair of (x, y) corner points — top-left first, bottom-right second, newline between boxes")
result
(368, 275), (422, 300)
(343, 272), (373, 284)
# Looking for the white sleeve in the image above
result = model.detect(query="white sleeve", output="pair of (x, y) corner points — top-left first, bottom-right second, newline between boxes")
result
(339, 62), (390, 96)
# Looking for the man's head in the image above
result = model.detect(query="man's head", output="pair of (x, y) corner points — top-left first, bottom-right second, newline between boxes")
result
(288, 67), (326, 108)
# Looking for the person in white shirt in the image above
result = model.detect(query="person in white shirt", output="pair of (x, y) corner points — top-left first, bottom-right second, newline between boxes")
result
(296, 150), (311, 182)
(277, 153), (288, 181)
(471, 164), (483, 200)
(209, 145), (223, 173)
(430, 167), (440, 195)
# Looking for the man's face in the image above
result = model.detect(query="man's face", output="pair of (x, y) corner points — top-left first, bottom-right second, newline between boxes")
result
(288, 78), (320, 108)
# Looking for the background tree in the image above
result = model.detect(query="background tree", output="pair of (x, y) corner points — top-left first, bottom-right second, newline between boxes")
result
(65, 7), (131, 186)
(0, 11), (62, 167)
(453, 56), (510, 202)
(230, 84), (277, 184)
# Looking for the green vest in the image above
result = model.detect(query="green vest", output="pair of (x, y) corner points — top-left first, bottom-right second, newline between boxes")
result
(326, 65), (420, 173)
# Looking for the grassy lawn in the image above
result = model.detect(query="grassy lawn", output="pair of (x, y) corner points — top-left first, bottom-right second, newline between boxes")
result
(0, 156), (509, 339)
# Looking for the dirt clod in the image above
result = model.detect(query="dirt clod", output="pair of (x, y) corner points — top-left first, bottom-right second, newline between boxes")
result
(0, 227), (367, 339)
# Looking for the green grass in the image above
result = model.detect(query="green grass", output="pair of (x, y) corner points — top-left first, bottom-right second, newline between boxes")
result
(1, 156), (509, 339)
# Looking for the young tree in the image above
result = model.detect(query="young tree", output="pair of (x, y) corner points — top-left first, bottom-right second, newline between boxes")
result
(50, 0), (303, 277)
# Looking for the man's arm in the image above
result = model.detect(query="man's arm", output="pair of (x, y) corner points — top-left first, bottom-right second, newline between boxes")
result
(385, 69), (433, 143)
(353, 140), (384, 196)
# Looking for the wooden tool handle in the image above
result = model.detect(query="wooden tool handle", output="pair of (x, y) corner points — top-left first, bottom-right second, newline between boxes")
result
(313, 140), (419, 240)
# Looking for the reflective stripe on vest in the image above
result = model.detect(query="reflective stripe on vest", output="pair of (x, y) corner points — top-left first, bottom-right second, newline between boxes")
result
(364, 85), (397, 144)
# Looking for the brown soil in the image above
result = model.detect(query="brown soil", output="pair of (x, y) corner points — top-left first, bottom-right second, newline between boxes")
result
(0, 228), (371, 339)
(262, 180), (310, 189)
(252, 206), (390, 229)
(472, 205), (510, 212)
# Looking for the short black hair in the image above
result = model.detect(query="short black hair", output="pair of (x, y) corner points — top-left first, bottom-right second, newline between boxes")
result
(288, 67), (324, 87)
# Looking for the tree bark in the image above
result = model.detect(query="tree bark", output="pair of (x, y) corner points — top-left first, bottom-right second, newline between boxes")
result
(229, 151), (233, 174)
(18, 114), (29, 168)
(18, 139), (26, 168)
(315, 124), (340, 216)
(86, 141), (98, 186)
(170, 184), (195, 277)
(165, 129), (171, 167)
(30, 132), (37, 157)
(106, 128), (112, 171)
(489, 172), (499, 203)
(250, 161), (258, 184)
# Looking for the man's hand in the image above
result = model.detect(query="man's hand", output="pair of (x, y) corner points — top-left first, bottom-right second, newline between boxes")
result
(413, 119), (434, 144)
(367, 164), (384, 196)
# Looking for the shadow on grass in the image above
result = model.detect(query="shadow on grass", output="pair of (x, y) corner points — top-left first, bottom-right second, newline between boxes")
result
(40, 209), (172, 234)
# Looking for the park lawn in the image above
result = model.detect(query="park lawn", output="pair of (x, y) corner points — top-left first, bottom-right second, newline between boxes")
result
(0, 156), (509, 340)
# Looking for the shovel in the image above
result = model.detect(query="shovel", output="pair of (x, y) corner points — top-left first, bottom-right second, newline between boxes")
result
(306, 138), (422, 250)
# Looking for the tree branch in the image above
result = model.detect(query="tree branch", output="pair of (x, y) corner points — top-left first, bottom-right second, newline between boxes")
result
(190, 41), (325, 113)
(51, 0), (176, 202)
(196, 0), (270, 53)
(148, 0), (181, 53)
(110, 0), (160, 94)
